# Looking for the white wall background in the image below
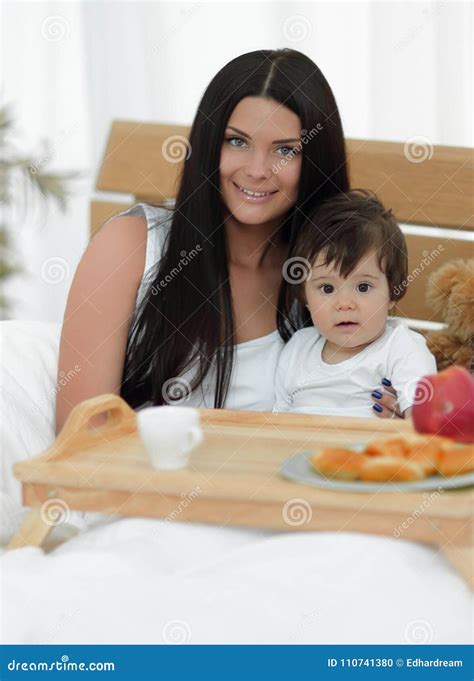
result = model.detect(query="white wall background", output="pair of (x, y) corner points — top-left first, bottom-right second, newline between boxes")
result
(1, 0), (473, 322)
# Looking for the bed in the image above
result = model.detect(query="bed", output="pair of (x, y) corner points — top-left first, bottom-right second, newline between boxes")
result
(1, 125), (473, 644)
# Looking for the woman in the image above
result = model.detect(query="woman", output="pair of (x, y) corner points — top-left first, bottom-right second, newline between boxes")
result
(55, 48), (399, 435)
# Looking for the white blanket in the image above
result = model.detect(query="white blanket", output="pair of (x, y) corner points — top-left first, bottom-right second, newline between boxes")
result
(1, 519), (472, 644)
(1, 321), (472, 644)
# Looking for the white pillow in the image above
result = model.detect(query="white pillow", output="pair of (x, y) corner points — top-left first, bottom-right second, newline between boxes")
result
(0, 320), (86, 544)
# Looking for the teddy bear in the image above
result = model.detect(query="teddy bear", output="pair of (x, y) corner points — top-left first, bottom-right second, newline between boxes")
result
(421, 258), (473, 372)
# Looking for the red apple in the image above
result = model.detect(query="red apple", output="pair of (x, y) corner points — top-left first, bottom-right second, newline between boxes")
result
(412, 366), (474, 443)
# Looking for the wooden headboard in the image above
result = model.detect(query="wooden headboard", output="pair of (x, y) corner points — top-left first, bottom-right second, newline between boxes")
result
(92, 121), (473, 325)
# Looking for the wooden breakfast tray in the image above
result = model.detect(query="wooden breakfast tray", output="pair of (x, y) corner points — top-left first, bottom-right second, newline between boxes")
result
(8, 394), (473, 589)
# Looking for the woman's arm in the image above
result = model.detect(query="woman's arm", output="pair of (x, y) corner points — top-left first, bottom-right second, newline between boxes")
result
(54, 214), (147, 435)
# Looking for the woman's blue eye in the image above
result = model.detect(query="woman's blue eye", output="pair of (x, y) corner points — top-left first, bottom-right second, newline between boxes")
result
(320, 284), (334, 294)
(225, 137), (298, 156)
(226, 136), (247, 148)
(357, 283), (371, 293)
(277, 146), (297, 156)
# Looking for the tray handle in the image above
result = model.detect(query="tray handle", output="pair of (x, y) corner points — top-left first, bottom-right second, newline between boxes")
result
(52, 393), (136, 458)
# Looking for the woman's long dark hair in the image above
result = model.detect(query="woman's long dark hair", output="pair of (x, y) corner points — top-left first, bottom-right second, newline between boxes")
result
(120, 48), (349, 409)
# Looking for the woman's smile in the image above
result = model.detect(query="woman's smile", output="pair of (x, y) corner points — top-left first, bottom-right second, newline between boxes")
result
(232, 181), (278, 203)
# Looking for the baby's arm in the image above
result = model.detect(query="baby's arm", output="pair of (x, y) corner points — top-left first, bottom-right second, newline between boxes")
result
(386, 328), (437, 417)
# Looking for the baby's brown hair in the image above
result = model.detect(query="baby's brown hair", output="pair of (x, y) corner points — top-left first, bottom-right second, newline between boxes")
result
(292, 189), (408, 304)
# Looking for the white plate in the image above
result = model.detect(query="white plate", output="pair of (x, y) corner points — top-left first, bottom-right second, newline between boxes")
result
(280, 447), (474, 493)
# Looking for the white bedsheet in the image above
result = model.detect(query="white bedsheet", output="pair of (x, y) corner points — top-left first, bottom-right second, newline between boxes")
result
(1, 518), (472, 644)
(1, 320), (472, 644)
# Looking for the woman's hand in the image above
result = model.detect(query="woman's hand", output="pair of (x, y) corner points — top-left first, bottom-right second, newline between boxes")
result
(371, 378), (404, 419)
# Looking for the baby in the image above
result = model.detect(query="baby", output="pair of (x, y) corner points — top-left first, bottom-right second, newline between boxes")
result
(273, 189), (437, 418)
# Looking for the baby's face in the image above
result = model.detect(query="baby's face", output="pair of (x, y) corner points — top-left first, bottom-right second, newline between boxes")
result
(304, 249), (395, 351)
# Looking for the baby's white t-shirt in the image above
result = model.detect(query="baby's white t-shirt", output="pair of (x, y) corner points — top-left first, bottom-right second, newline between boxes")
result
(273, 318), (437, 418)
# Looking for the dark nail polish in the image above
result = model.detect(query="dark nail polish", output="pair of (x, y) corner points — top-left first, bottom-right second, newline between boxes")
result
(373, 403), (383, 413)
(372, 390), (382, 399)
(382, 378), (392, 386)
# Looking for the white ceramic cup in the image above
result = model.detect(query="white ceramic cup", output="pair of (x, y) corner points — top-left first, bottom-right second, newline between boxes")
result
(136, 405), (203, 470)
